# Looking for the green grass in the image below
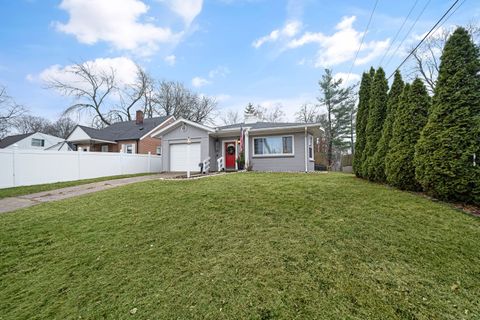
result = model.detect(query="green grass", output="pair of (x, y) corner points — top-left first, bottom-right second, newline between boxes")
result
(0, 173), (479, 319)
(0, 173), (154, 199)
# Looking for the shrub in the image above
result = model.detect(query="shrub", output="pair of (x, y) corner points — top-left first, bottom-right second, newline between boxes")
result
(371, 70), (404, 182)
(363, 67), (389, 181)
(414, 27), (480, 204)
(353, 68), (374, 177)
(385, 79), (429, 190)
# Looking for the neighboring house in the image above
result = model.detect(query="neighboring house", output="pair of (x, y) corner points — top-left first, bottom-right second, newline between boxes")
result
(44, 141), (77, 151)
(66, 111), (174, 154)
(0, 132), (64, 150)
(151, 113), (322, 172)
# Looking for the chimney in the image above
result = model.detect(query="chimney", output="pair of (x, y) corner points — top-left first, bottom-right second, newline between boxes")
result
(136, 110), (144, 125)
(244, 112), (258, 124)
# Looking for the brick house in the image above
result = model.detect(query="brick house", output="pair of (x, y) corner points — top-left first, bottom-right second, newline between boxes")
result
(66, 111), (175, 155)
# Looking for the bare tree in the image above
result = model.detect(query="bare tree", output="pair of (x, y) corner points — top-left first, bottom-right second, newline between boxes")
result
(45, 62), (116, 126)
(295, 103), (318, 123)
(410, 22), (480, 93)
(45, 117), (78, 139)
(0, 86), (26, 138)
(220, 110), (241, 125)
(255, 104), (285, 122)
(13, 115), (50, 134)
(116, 65), (150, 121)
(152, 80), (217, 123)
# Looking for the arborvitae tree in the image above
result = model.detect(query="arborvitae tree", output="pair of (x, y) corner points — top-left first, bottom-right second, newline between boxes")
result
(414, 27), (480, 204)
(362, 67), (389, 180)
(353, 68), (374, 177)
(371, 70), (404, 182)
(385, 79), (429, 190)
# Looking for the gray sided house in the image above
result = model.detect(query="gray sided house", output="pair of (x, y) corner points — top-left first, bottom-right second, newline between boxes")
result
(151, 116), (322, 173)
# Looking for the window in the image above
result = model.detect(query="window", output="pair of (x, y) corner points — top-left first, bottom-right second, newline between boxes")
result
(156, 146), (162, 155)
(253, 136), (294, 156)
(101, 145), (109, 152)
(31, 138), (45, 147)
(123, 144), (135, 154)
(308, 135), (314, 161)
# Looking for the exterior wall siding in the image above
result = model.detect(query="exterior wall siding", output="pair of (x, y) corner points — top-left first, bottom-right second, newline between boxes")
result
(138, 136), (161, 154)
(160, 123), (210, 172)
(248, 131), (312, 172)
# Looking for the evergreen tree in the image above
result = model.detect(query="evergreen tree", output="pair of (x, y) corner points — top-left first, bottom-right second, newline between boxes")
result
(317, 69), (355, 167)
(362, 67), (389, 180)
(244, 103), (255, 114)
(353, 68), (374, 177)
(371, 70), (404, 182)
(414, 27), (480, 204)
(386, 79), (429, 190)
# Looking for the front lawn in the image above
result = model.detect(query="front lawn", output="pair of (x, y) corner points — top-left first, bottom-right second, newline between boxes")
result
(1, 173), (479, 319)
(0, 173), (154, 199)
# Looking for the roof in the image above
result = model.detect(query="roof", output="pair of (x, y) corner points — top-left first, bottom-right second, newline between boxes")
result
(44, 141), (77, 151)
(77, 116), (170, 142)
(217, 122), (316, 130)
(0, 133), (34, 148)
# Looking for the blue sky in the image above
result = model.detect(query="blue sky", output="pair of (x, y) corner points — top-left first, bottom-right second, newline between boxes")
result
(0, 0), (478, 124)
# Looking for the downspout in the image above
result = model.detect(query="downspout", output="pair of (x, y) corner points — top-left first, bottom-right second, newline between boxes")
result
(304, 126), (308, 173)
(245, 128), (250, 169)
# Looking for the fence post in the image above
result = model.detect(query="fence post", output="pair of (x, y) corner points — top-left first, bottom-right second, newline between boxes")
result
(12, 144), (18, 187)
(77, 148), (81, 180)
(148, 152), (151, 173)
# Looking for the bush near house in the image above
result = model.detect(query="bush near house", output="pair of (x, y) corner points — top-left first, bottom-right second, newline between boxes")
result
(386, 79), (429, 190)
(415, 27), (480, 204)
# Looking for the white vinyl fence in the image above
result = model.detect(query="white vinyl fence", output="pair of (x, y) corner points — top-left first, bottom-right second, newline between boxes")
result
(0, 148), (162, 188)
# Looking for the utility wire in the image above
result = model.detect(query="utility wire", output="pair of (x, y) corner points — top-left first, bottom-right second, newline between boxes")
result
(378, 0), (419, 67)
(431, 0), (466, 35)
(387, 0), (461, 79)
(345, 0), (379, 85)
(384, 0), (432, 69)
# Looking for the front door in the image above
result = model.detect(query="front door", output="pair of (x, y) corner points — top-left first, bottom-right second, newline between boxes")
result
(225, 142), (236, 169)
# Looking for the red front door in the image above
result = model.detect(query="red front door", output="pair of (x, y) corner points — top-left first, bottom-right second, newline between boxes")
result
(225, 142), (236, 169)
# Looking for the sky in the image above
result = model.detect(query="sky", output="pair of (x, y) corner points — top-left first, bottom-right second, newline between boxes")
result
(0, 0), (478, 124)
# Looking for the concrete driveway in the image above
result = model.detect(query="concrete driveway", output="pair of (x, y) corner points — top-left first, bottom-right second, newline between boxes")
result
(0, 173), (181, 214)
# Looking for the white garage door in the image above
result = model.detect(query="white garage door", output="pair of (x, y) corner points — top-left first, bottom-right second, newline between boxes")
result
(169, 143), (201, 172)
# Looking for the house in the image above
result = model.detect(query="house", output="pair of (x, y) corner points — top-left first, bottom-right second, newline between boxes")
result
(150, 113), (322, 172)
(66, 111), (174, 154)
(0, 132), (65, 150)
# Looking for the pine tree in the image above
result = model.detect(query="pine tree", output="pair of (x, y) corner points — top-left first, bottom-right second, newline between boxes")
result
(362, 67), (388, 180)
(371, 70), (404, 182)
(317, 69), (355, 167)
(385, 79), (429, 190)
(244, 103), (255, 114)
(353, 68), (374, 177)
(414, 27), (480, 204)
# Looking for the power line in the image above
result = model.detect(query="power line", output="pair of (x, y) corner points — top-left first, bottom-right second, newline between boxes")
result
(345, 0), (379, 85)
(431, 0), (466, 35)
(387, 0), (461, 79)
(384, 0), (432, 69)
(379, 0), (419, 67)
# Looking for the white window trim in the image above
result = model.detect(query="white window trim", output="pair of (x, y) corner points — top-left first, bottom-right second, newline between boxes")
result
(252, 135), (295, 157)
(308, 134), (314, 161)
(31, 138), (45, 147)
(101, 145), (109, 152)
(122, 143), (136, 154)
(156, 145), (162, 156)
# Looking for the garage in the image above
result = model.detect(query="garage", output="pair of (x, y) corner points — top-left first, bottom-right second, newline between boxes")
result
(169, 143), (201, 172)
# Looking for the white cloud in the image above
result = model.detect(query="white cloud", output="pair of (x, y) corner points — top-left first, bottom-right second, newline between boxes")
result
(162, 0), (203, 26)
(208, 66), (230, 78)
(333, 72), (361, 86)
(192, 76), (211, 88)
(252, 20), (302, 48)
(164, 54), (176, 66)
(54, 0), (184, 56)
(31, 57), (139, 88)
(262, 16), (390, 68)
